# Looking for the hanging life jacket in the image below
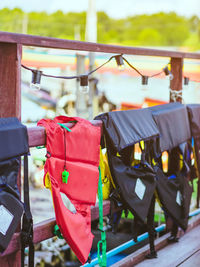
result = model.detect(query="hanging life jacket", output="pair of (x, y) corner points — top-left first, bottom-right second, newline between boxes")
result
(187, 104), (200, 206)
(0, 117), (34, 267)
(150, 103), (193, 231)
(95, 109), (159, 224)
(155, 148), (192, 230)
(38, 116), (101, 264)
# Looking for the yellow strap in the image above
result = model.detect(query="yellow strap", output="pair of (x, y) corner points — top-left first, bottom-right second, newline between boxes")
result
(44, 172), (52, 190)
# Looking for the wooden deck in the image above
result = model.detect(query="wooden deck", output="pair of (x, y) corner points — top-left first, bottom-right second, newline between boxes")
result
(136, 225), (200, 267)
(179, 250), (200, 267)
(112, 215), (200, 267)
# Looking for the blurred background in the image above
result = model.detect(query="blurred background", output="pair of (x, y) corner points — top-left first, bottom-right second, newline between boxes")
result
(0, 0), (200, 123)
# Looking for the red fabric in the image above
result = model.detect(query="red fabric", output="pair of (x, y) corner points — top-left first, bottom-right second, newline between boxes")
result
(38, 116), (101, 264)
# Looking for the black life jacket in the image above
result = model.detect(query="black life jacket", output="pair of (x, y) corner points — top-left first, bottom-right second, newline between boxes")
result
(187, 104), (200, 206)
(149, 103), (193, 231)
(96, 109), (159, 224)
(0, 118), (34, 266)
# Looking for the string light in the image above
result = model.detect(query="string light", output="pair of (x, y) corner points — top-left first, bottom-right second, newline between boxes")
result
(79, 75), (89, 93)
(30, 70), (42, 90)
(21, 54), (173, 91)
(163, 66), (174, 81)
(142, 75), (148, 85)
(114, 54), (125, 71)
(184, 77), (189, 85)
(183, 76), (200, 85)
(141, 75), (148, 91)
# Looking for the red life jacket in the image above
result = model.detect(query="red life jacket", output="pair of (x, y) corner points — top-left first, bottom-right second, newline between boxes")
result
(38, 116), (101, 264)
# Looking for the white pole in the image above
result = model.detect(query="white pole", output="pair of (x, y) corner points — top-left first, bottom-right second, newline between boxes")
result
(85, 0), (97, 119)
(22, 13), (28, 34)
(85, 0), (97, 43)
(75, 54), (88, 119)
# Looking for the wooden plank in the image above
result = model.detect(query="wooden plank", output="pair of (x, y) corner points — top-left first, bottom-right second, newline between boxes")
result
(170, 57), (183, 103)
(179, 249), (200, 266)
(111, 214), (200, 267)
(28, 126), (46, 147)
(0, 233), (22, 258)
(28, 120), (102, 147)
(0, 42), (22, 118)
(134, 225), (200, 267)
(111, 233), (171, 267)
(0, 32), (200, 59)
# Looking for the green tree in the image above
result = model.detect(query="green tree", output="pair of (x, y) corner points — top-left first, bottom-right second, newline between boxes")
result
(137, 28), (163, 46)
(0, 8), (198, 49)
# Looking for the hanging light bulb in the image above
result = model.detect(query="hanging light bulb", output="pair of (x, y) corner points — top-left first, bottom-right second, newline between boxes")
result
(163, 66), (174, 80)
(141, 75), (148, 91)
(184, 77), (189, 85)
(115, 55), (125, 71)
(80, 75), (89, 94)
(30, 70), (42, 90)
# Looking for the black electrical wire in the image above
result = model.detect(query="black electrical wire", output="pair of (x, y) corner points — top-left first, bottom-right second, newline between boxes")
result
(22, 64), (80, 80)
(149, 70), (164, 78)
(87, 55), (115, 76)
(22, 55), (116, 80)
(150, 62), (171, 78)
(122, 56), (143, 76)
(121, 56), (169, 79)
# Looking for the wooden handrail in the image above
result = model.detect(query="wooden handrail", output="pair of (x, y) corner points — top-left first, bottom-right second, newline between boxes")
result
(27, 120), (102, 147)
(0, 31), (200, 59)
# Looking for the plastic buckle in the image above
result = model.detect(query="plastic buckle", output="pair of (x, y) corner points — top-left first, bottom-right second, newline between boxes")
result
(21, 218), (33, 245)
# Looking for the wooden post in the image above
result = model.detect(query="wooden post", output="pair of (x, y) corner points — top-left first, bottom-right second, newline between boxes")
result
(169, 57), (183, 103)
(75, 53), (88, 118)
(0, 43), (22, 118)
(167, 57), (183, 234)
(0, 43), (22, 266)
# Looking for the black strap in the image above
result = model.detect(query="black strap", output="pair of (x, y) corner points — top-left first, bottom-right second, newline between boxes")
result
(147, 195), (156, 253)
(132, 216), (143, 242)
(21, 155), (34, 267)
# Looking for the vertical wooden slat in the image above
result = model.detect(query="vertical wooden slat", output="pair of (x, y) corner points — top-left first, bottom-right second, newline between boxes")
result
(0, 43), (22, 119)
(0, 43), (22, 266)
(169, 57), (183, 103)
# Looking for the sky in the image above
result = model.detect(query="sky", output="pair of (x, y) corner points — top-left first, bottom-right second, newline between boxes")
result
(0, 0), (199, 18)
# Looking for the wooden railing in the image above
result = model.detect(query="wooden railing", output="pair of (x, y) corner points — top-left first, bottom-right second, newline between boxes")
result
(0, 31), (200, 266)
